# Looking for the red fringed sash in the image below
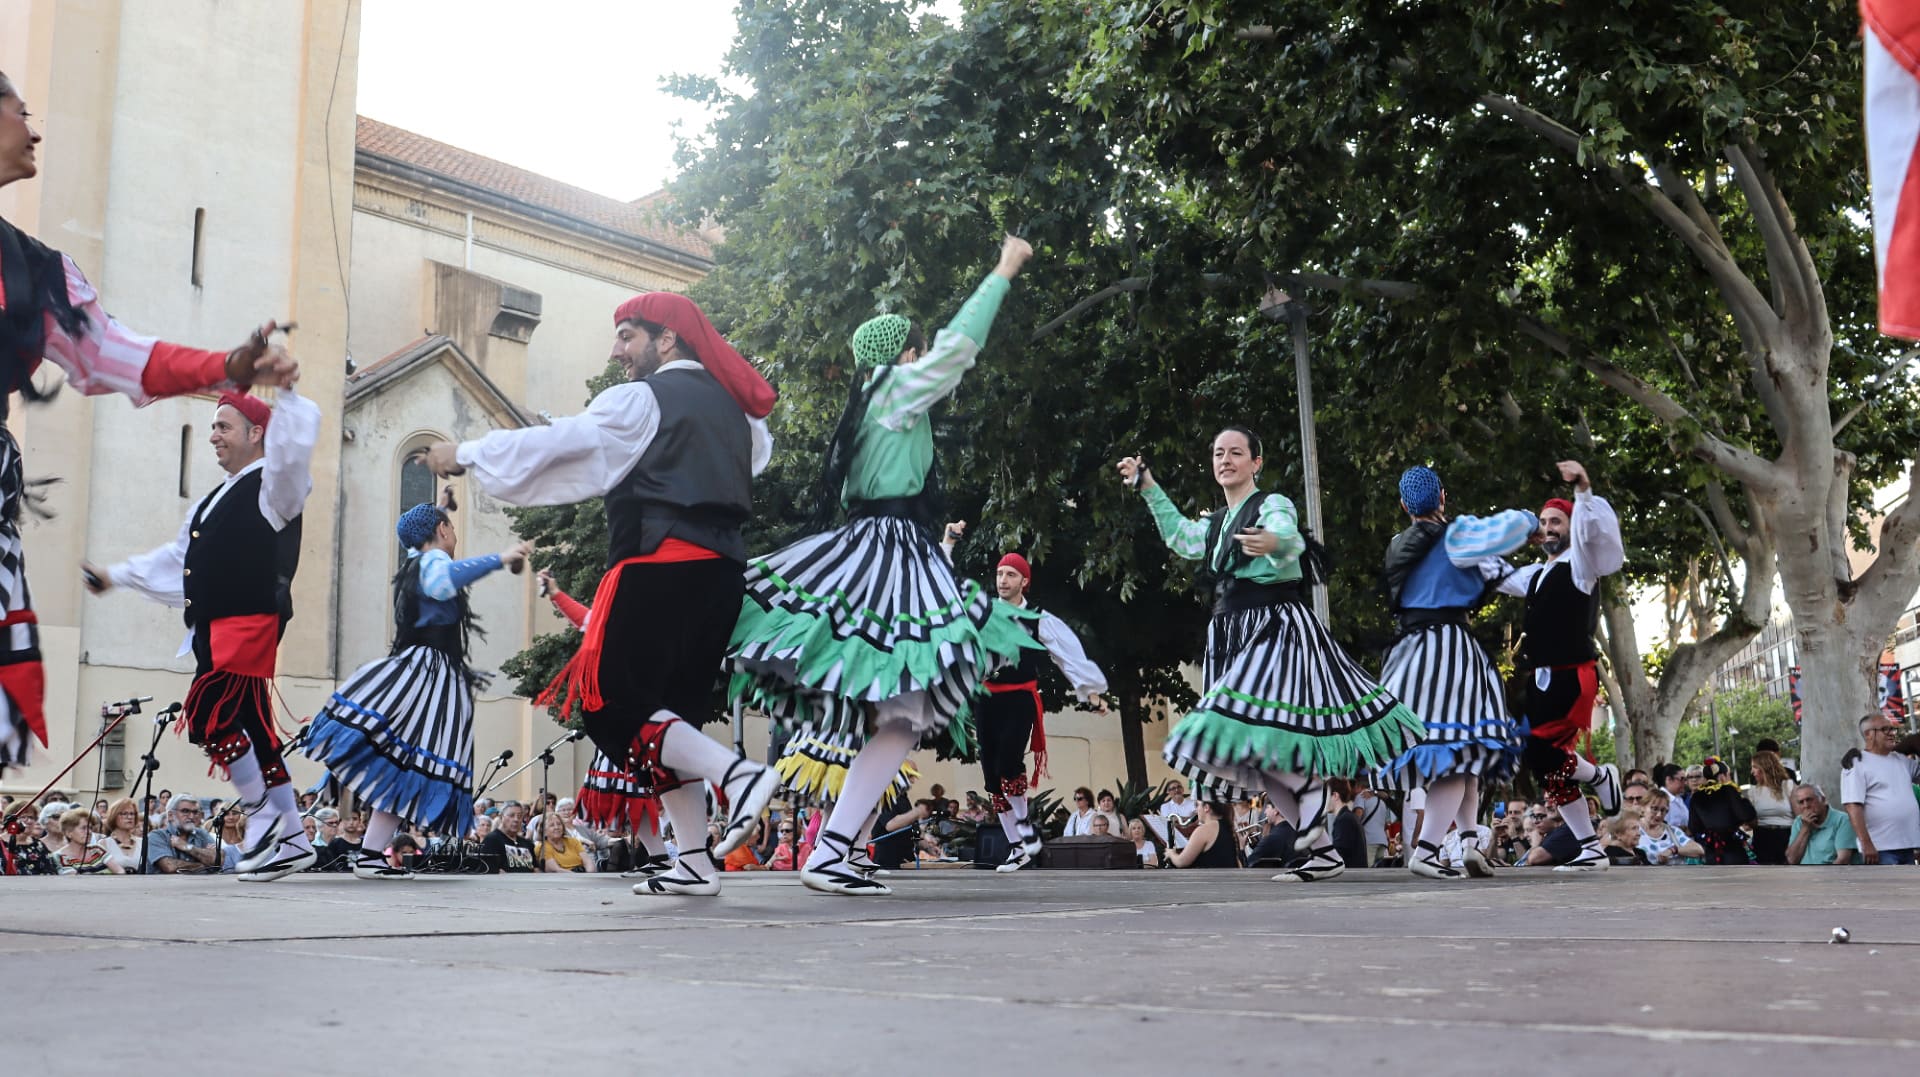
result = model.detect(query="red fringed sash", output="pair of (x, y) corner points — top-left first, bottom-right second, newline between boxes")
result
(988, 679), (1048, 784)
(535, 540), (721, 717)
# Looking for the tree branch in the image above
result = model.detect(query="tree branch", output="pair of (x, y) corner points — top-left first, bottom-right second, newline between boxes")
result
(1650, 161), (1727, 252)
(1670, 492), (1738, 598)
(1726, 140), (1825, 328)
(1833, 345), (1920, 437)
(1512, 314), (1779, 491)
(1030, 277), (1147, 341)
(1477, 92), (1779, 341)
(1703, 479), (1753, 554)
(1828, 450), (1856, 586)
(1276, 271), (1425, 301)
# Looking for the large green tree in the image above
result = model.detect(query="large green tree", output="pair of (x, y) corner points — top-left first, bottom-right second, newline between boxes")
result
(1047, 0), (1920, 790)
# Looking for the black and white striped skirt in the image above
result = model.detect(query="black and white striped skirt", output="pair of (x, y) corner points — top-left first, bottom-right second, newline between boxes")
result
(773, 725), (917, 808)
(1374, 623), (1521, 790)
(1163, 600), (1425, 800)
(726, 516), (1040, 748)
(305, 645), (475, 836)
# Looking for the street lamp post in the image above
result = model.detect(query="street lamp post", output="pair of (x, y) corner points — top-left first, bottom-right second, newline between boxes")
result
(1260, 287), (1329, 627)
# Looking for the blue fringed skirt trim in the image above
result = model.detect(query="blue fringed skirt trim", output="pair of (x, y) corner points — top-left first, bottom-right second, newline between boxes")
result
(303, 645), (475, 836)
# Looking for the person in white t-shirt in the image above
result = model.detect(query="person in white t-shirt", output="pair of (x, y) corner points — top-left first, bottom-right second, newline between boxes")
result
(1840, 713), (1920, 865)
(1158, 780), (1198, 850)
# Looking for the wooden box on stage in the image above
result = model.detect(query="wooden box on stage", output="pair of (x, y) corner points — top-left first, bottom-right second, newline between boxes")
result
(1039, 835), (1137, 869)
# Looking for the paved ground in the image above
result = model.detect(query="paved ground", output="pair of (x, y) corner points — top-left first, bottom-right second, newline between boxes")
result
(5, 865), (1915, 1075)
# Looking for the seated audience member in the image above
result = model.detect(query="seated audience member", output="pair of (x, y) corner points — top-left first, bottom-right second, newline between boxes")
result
(1637, 791), (1704, 865)
(1324, 780), (1370, 869)
(870, 800), (932, 870)
(1598, 814), (1647, 865)
(724, 821), (763, 871)
(99, 798), (144, 873)
(536, 811), (595, 873)
(1518, 806), (1582, 867)
(144, 795), (219, 874)
(1243, 803), (1299, 868)
(52, 808), (120, 874)
(389, 834), (422, 870)
(215, 807), (250, 873)
(767, 819), (808, 871)
(310, 809), (351, 871)
(480, 804), (538, 873)
(1063, 787), (1099, 836)
(1785, 784), (1856, 865)
(1165, 800), (1241, 868)
(1128, 817), (1166, 867)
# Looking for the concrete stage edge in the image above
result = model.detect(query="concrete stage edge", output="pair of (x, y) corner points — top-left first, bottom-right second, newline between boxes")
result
(6, 867), (1913, 1075)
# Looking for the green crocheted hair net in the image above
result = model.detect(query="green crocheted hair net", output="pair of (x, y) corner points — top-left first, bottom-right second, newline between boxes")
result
(851, 314), (912, 366)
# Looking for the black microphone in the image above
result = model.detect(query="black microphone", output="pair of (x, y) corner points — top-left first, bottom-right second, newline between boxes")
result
(491, 748), (514, 766)
(155, 701), (184, 725)
(566, 729), (587, 743)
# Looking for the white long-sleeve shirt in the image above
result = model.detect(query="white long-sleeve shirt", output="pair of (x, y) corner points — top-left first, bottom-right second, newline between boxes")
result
(109, 388), (321, 607)
(1492, 488), (1624, 598)
(454, 360), (772, 506)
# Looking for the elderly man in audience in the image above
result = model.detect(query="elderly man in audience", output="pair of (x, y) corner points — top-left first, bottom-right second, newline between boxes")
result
(1841, 713), (1920, 865)
(1785, 784), (1856, 865)
(144, 794), (219, 874)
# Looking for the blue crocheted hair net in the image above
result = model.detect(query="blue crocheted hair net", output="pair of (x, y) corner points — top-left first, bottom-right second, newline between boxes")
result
(1398, 466), (1443, 515)
(396, 503), (446, 548)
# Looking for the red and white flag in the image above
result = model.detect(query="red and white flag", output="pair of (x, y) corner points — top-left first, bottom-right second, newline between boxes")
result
(1865, 0), (1920, 338)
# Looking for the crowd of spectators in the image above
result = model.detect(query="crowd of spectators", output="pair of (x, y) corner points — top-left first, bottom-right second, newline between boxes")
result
(5, 718), (1915, 876)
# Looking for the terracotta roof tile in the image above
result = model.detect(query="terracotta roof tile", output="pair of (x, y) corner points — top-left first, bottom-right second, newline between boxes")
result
(355, 117), (713, 260)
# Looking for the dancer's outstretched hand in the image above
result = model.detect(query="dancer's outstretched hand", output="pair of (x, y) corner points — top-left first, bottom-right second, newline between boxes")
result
(79, 560), (111, 595)
(225, 321), (300, 387)
(994, 234), (1034, 279)
(500, 540), (533, 574)
(423, 441), (465, 477)
(1116, 456), (1154, 490)
(1556, 460), (1590, 491)
(1233, 526), (1279, 557)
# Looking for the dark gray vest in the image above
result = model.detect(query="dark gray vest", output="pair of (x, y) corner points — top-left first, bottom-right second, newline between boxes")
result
(603, 367), (752, 565)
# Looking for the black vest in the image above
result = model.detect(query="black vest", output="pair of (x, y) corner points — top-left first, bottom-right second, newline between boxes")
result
(604, 367), (752, 565)
(988, 606), (1048, 685)
(180, 469), (302, 628)
(1517, 560), (1599, 668)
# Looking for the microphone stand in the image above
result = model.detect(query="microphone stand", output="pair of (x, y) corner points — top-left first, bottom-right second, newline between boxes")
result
(474, 730), (583, 803)
(131, 703), (182, 876)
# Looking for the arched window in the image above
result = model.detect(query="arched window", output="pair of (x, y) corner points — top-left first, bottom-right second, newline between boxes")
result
(396, 437), (445, 562)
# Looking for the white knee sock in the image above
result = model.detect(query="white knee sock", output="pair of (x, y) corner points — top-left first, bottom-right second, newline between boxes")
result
(819, 718), (918, 851)
(225, 743), (275, 847)
(997, 810), (1020, 844)
(1418, 778), (1467, 849)
(634, 820), (665, 858)
(1559, 796), (1596, 841)
(360, 810), (402, 857)
(853, 809), (880, 847)
(658, 783), (716, 877)
(657, 713), (744, 784)
(1568, 756), (1599, 784)
(265, 784), (305, 848)
(1007, 793), (1029, 830)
